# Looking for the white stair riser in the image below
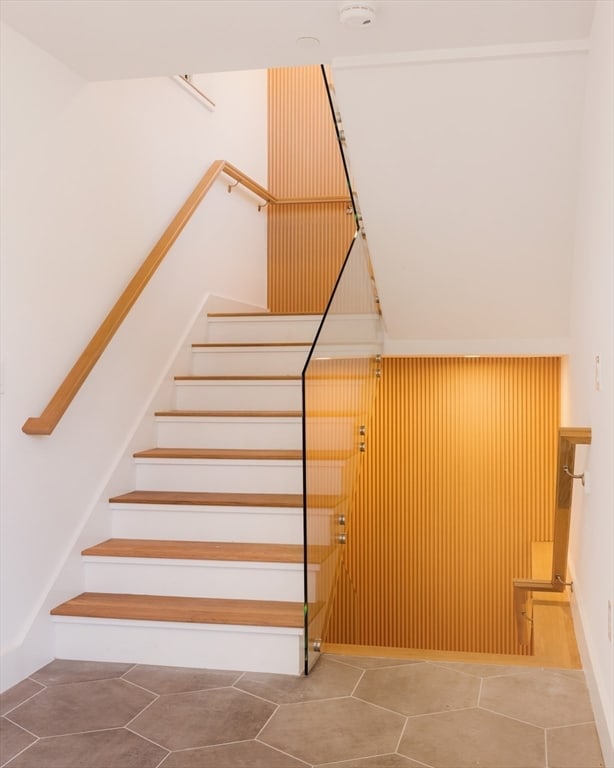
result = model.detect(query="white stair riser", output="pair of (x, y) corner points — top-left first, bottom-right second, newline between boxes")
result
(110, 505), (304, 544)
(135, 460), (304, 494)
(207, 316), (320, 344)
(83, 559), (313, 602)
(156, 417), (302, 449)
(174, 380), (302, 411)
(192, 347), (310, 376)
(135, 459), (344, 495)
(310, 314), (381, 345)
(53, 618), (304, 675)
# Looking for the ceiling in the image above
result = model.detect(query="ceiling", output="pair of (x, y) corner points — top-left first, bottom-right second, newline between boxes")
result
(0, 0), (595, 81)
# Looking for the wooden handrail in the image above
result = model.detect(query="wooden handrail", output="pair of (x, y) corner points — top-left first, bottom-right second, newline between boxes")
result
(222, 161), (276, 204)
(23, 159), (340, 436)
(513, 426), (591, 644)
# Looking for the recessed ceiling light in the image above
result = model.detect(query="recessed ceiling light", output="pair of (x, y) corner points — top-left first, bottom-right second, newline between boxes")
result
(296, 36), (321, 49)
(339, 2), (376, 27)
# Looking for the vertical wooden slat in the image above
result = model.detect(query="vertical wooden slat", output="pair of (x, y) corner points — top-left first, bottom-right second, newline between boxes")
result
(267, 66), (354, 313)
(327, 357), (560, 656)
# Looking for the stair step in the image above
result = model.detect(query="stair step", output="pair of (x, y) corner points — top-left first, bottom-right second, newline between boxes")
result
(173, 376), (302, 410)
(154, 412), (302, 449)
(134, 447), (303, 460)
(194, 342), (311, 348)
(154, 410), (301, 418)
(82, 539), (304, 563)
(109, 490), (305, 544)
(206, 313), (320, 343)
(80, 540), (311, 602)
(175, 375), (302, 380)
(51, 593), (304, 628)
(191, 344), (310, 376)
(51, 594), (305, 674)
(133, 449), (305, 494)
(109, 490), (304, 507)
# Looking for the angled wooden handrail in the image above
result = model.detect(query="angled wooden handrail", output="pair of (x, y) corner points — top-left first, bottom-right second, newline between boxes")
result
(23, 156), (354, 436)
(23, 160), (351, 436)
(513, 426), (591, 644)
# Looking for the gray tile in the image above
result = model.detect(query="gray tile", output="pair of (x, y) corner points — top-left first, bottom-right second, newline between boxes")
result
(398, 708), (546, 768)
(124, 664), (240, 694)
(355, 662), (480, 716)
(317, 754), (426, 768)
(8, 679), (155, 737)
(549, 668), (586, 682)
(236, 657), (362, 704)
(130, 688), (275, 750)
(0, 679), (44, 716)
(0, 717), (37, 766)
(259, 696), (405, 765)
(31, 659), (134, 686)
(5, 728), (167, 768)
(324, 654), (422, 670)
(430, 661), (531, 678)
(161, 740), (307, 767)
(480, 669), (595, 728)
(547, 723), (604, 768)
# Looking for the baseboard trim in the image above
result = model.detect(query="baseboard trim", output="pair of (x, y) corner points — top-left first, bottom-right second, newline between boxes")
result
(323, 642), (548, 668)
(569, 570), (614, 767)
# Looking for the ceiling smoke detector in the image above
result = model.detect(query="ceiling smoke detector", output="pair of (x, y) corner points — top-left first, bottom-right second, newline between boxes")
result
(339, 2), (376, 27)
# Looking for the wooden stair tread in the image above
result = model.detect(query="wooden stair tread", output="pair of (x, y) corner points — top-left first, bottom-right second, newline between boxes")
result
(133, 447), (303, 460)
(207, 312), (320, 318)
(83, 538), (306, 563)
(192, 342), (310, 348)
(51, 593), (304, 628)
(154, 409), (301, 418)
(174, 375), (301, 381)
(109, 490), (305, 507)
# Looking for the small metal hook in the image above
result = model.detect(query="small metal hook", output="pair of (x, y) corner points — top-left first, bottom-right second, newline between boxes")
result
(563, 465), (585, 486)
(227, 180), (239, 194)
(556, 574), (574, 590)
(257, 201), (269, 212)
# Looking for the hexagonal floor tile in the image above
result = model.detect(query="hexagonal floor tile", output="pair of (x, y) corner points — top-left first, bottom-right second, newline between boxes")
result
(235, 657), (362, 704)
(431, 661), (531, 678)
(4, 728), (167, 768)
(31, 659), (133, 686)
(480, 669), (594, 728)
(161, 740), (307, 767)
(123, 664), (240, 694)
(7, 679), (154, 737)
(398, 707), (545, 768)
(0, 716), (37, 765)
(0, 679), (44, 716)
(354, 662), (480, 716)
(130, 688), (275, 750)
(323, 654), (422, 670)
(315, 753), (426, 768)
(259, 696), (405, 764)
(547, 723), (604, 768)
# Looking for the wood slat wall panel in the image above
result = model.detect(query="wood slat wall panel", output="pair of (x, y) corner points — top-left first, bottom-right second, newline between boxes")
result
(328, 357), (560, 655)
(268, 66), (352, 312)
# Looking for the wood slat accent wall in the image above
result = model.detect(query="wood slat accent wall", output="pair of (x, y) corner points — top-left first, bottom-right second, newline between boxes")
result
(268, 66), (354, 312)
(328, 357), (561, 656)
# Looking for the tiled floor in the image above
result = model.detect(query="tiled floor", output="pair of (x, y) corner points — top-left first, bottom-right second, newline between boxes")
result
(0, 654), (604, 767)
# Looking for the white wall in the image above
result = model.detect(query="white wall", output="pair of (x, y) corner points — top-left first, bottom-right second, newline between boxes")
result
(332, 42), (587, 355)
(566, 2), (614, 763)
(0, 22), (268, 689)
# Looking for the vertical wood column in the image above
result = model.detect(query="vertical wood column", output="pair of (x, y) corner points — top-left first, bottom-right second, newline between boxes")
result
(267, 66), (354, 313)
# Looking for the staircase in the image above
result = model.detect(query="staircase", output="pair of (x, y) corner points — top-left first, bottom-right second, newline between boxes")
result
(50, 312), (323, 675)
